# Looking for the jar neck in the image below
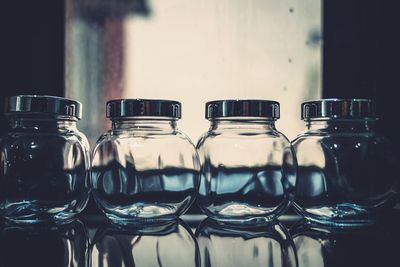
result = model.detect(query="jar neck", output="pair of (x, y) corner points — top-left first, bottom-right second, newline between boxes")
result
(111, 118), (178, 131)
(8, 116), (78, 131)
(305, 118), (376, 133)
(210, 118), (276, 131)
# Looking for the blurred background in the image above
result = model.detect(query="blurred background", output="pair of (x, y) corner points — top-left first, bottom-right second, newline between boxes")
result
(1, 0), (399, 213)
(64, 0), (321, 143)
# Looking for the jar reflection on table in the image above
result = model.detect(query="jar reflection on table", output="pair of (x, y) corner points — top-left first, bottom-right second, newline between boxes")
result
(91, 219), (200, 267)
(195, 218), (297, 267)
(291, 218), (400, 267)
(0, 219), (90, 267)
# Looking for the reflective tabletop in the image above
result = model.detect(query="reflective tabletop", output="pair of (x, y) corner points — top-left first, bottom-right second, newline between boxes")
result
(1, 213), (399, 267)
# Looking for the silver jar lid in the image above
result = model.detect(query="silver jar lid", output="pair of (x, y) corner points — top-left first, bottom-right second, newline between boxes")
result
(106, 99), (181, 119)
(301, 98), (376, 120)
(5, 95), (82, 120)
(205, 100), (280, 120)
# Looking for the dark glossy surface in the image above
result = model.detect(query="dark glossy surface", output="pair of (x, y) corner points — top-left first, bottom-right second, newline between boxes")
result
(0, 219), (90, 267)
(292, 214), (400, 267)
(1, 213), (400, 267)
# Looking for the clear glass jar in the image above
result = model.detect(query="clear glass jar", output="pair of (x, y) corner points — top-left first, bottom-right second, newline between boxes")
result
(196, 100), (297, 224)
(0, 95), (90, 224)
(292, 99), (399, 227)
(91, 99), (200, 226)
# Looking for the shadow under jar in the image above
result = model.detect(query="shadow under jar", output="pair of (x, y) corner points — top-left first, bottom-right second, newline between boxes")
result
(292, 99), (399, 227)
(196, 100), (297, 225)
(0, 95), (90, 224)
(91, 99), (200, 226)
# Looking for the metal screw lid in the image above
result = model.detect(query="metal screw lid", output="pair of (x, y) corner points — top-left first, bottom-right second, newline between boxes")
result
(106, 99), (181, 119)
(301, 98), (376, 120)
(5, 95), (82, 120)
(205, 99), (280, 120)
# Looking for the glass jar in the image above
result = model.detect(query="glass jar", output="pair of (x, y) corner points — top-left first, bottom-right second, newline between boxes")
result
(292, 99), (398, 227)
(0, 95), (90, 224)
(91, 99), (200, 226)
(196, 100), (297, 224)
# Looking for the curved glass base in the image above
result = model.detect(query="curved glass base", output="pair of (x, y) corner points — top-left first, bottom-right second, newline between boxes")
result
(97, 200), (192, 227)
(202, 202), (289, 225)
(206, 214), (278, 226)
(1, 199), (88, 225)
(302, 213), (374, 228)
(4, 212), (77, 225)
(294, 200), (397, 228)
(105, 213), (179, 227)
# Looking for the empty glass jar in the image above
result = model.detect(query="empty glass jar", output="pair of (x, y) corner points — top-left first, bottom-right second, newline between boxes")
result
(293, 99), (399, 227)
(196, 100), (297, 224)
(0, 95), (90, 224)
(91, 99), (200, 226)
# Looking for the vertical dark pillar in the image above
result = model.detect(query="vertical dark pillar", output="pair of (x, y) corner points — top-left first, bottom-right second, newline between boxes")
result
(323, 0), (400, 149)
(0, 0), (65, 133)
(323, 0), (378, 98)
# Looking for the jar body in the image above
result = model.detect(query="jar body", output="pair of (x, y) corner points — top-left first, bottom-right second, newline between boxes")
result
(196, 119), (296, 224)
(0, 118), (90, 224)
(91, 120), (200, 226)
(292, 120), (398, 226)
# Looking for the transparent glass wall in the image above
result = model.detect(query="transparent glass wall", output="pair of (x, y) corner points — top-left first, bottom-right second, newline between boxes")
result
(65, 0), (321, 144)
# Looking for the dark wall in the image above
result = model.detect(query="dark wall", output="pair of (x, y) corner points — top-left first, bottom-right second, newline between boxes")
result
(323, 0), (400, 150)
(0, 1), (65, 134)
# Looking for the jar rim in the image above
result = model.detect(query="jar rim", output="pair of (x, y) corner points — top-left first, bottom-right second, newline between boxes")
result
(5, 95), (82, 120)
(301, 98), (376, 120)
(110, 116), (179, 121)
(107, 99), (181, 119)
(304, 117), (378, 122)
(205, 99), (280, 120)
(208, 116), (277, 122)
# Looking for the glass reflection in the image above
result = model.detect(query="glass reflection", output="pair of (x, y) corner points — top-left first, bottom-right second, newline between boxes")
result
(0, 219), (89, 267)
(292, 218), (400, 267)
(196, 219), (297, 267)
(91, 219), (200, 267)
